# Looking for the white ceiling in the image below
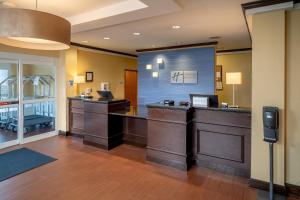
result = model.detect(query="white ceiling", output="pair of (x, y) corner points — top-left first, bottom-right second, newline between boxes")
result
(2, 0), (125, 17)
(1, 0), (253, 55)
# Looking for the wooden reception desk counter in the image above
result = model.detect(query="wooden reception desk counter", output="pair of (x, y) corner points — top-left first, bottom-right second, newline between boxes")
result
(68, 98), (251, 177)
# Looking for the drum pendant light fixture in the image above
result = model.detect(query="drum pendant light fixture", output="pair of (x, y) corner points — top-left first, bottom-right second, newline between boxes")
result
(0, 0), (71, 50)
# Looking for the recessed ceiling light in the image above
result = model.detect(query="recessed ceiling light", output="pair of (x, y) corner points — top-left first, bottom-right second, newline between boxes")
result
(81, 40), (88, 43)
(172, 25), (181, 29)
(104, 37), (110, 40)
(133, 32), (141, 36)
(209, 36), (221, 40)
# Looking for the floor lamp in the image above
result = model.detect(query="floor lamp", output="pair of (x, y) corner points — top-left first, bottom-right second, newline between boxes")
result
(226, 72), (242, 108)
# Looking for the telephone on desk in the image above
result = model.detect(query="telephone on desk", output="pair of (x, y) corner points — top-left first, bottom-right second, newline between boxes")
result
(179, 101), (189, 106)
(163, 100), (175, 106)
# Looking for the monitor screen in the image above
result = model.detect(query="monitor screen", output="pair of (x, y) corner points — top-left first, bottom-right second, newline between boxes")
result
(97, 91), (114, 99)
(189, 94), (219, 108)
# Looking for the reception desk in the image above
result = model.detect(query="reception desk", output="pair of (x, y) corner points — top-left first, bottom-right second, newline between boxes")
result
(68, 98), (251, 177)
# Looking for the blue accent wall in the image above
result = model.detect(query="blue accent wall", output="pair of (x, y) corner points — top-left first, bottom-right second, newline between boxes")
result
(138, 47), (215, 105)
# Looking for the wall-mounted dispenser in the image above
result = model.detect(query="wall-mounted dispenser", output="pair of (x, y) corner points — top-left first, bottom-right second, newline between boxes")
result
(262, 106), (279, 200)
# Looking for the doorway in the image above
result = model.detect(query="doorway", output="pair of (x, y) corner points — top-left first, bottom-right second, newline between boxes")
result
(0, 52), (58, 149)
(124, 70), (138, 106)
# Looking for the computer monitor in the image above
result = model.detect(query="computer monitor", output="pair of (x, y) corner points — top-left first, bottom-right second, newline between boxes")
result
(97, 91), (114, 99)
(189, 94), (219, 108)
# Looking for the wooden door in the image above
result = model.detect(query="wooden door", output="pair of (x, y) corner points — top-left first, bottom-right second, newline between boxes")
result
(125, 70), (138, 106)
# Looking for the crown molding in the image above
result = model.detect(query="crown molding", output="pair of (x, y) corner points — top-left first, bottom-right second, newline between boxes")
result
(136, 41), (218, 53)
(71, 42), (137, 58)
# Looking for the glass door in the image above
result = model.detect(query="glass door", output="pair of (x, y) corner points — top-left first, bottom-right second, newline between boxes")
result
(0, 53), (57, 148)
(0, 59), (19, 149)
(21, 63), (56, 143)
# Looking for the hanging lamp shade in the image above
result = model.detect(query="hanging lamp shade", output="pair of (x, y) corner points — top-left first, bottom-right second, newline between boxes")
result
(0, 8), (71, 50)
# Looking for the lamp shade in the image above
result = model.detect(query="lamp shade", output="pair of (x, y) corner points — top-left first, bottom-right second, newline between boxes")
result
(74, 76), (85, 84)
(0, 8), (71, 50)
(226, 72), (242, 85)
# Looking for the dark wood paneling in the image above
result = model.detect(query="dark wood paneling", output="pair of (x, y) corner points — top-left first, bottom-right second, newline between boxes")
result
(70, 107), (84, 114)
(148, 120), (187, 154)
(84, 112), (108, 137)
(136, 41), (218, 53)
(69, 99), (85, 137)
(148, 108), (191, 123)
(193, 109), (251, 177)
(147, 107), (193, 170)
(194, 109), (251, 128)
(197, 130), (244, 163)
(83, 101), (126, 150)
(108, 102), (127, 112)
(241, 0), (292, 10)
(71, 113), (84, 130)
(248, 178), (287, 195)
(286, 183), (300, 197)
(216, 48), (252, 53)
(84, 102), (108, 114)
(70, 99), (84, 109)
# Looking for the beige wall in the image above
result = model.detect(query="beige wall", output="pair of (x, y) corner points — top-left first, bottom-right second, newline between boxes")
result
(65, 48), (78, 98)
(75, 49), (137, 98)
(286, 9), (300, 186)
(216, 52), (252, 108)
(251, 10), (286, 185)
(252, 9), (300, 187)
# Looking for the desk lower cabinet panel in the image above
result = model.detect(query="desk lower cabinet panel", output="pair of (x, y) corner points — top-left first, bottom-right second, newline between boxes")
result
(147, 107), (193, 170)
(194, 109), (251, 177)
(123, 117), (147, 147)
(69, 99), (84, 137)
(83, 101), (126, 150)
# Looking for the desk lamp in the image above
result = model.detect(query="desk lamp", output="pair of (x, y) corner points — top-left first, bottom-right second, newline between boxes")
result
(74, 75), (85, 97)
(226, 72), (242, 108)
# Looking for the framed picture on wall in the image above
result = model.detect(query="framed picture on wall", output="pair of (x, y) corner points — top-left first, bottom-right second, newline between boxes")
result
(216, 81), (223, 90)
(216, 65), (222, 81)
(215, 65), (223, 90)
(86, 72), (93, 82)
